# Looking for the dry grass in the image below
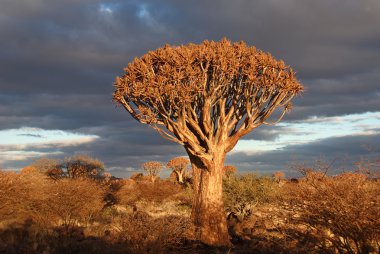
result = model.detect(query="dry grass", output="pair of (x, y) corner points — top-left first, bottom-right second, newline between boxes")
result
(1, 167), (379, 253)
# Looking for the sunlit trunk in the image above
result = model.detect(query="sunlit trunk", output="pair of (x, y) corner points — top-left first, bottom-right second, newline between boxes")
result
(177, 171), (184, 184)
(188, 153), (230, 246)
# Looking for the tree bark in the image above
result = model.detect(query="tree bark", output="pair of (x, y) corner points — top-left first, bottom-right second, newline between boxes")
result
(188, 152), (231, 247)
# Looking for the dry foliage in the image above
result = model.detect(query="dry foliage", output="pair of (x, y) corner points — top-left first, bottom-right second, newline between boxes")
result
(0, 171), (48, 223)
(117, 180), (183, 205)
(0, 171), (105, 227)
(284, 172), (380, 253)
(44, 178), (106, 227)
(109, 212), (191, 253)
(223, 165), (237, 179)
(20, 166), (40, 175)
(30, 157), (60, 173)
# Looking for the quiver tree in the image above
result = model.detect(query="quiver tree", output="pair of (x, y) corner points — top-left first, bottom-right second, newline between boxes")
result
(142, 161), (162, 182)
(167, 157), (190, 184)
(272, 171), (285, 184)
(113, 39), (303, 246)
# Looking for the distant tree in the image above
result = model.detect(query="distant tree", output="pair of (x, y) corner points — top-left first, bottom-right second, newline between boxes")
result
(61, 154), (104, 179)
(272, 171), (285, 183)
(114, 39), (302, 246)
(223, 165), (237, 179)
(167, 157), (190, 184)
(142, 161), (162, 182)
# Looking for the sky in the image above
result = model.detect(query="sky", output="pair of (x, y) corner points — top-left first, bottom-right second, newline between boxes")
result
(0, 0), (379, 177)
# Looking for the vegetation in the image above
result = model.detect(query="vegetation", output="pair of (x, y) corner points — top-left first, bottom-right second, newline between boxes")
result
(223, 174), (280, 220)
(142, 161), (163, 182)
(284, 172), (380, 253)
(113, 39), (303, 246)
(223, 165), (237, 179)
(1, 156), (379, 253)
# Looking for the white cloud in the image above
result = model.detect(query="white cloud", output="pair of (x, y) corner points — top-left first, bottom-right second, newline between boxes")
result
(0, 127), (98, 145)
(233, 111), (380, 155)
(0, 127), (99, 166)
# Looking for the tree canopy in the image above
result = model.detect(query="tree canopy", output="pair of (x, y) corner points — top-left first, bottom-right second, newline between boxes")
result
(114, 39), (302, 165)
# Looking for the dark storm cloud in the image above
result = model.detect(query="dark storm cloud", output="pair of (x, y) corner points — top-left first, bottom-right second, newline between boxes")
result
(1, 0), (379, 175)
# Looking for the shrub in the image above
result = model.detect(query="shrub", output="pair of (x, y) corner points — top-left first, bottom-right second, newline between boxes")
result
(117, 180), (183, 206)
(223, 165), (237, 179)
(30, 157), (60, 174)
(130, 172), (144, 181)
(0, 171), (48, 223)
(284, 171), (380, 253)
(111, 212), (191, 253)
(44, 178), (106, 227)
(223, 174), (279, 219)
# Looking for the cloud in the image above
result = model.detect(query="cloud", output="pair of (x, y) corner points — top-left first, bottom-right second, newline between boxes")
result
(0, 0), (379, 176)
(228, 133), (380, 177)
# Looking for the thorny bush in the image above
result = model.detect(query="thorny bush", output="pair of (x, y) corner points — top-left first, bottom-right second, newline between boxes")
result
(284, 171), (380, 254)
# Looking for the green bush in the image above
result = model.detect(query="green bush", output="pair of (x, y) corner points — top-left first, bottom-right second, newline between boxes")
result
(223, 173), (279, 219)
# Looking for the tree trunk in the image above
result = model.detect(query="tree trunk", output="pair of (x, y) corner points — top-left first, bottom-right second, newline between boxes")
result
(188, 152), (231, 247)
(177, 170), (184, 184)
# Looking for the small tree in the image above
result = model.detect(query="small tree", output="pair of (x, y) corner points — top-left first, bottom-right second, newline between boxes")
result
(142, 161), (162, 182)
(272, 171), (285, 183)
(114, 39), (302, 245)
(61, 154), (104, 179)
(167, 157), (190, 184)
(223, 165), (237, 179)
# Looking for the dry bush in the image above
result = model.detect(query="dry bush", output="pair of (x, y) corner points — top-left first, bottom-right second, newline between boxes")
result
(110, 211), (191, 253)
(130, 172), (144, 181)
(223, 174), (279, 219)
(0, 171), (49, 223)
(284, 171), (380, 253)
(20, 166), (40, 175)
(44, 178), (106, 227)
(223, 165), (237, 179)
(117, 180), (183, 206)
(30, 157), (60, 174)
